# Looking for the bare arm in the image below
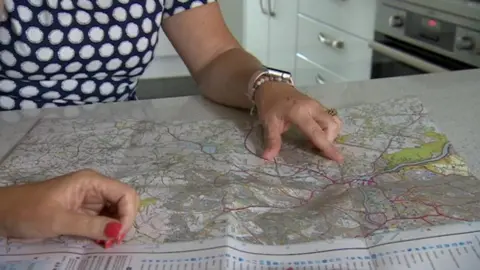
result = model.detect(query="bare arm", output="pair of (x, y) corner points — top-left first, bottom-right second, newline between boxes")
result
(162, 2), (263, 110)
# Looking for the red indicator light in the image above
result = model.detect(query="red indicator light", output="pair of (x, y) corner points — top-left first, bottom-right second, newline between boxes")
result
(428, 19), (437, 27)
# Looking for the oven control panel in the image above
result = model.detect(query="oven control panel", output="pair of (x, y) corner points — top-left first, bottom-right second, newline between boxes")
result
(375, 3), (480, 67)
(405, 14), (457, 51)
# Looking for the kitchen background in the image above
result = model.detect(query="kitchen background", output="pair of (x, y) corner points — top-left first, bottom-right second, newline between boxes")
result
(136, 0), (480, 100)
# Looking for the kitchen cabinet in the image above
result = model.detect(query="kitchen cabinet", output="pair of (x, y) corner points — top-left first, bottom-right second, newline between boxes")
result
(295, 55), (345, 89)
(141, 0), (377, 88)
(221, 0), (298, 73)
(265, 0), (298, 72)
(294, 0), (377, 86)
(298, 0), (376, 40)
(239, 0), (269, 64)
(296, 14), (373, 83)
(222, 0), (376, 87)
(142, 0), (299, 80)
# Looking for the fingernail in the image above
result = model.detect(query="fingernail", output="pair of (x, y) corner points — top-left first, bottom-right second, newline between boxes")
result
(104, 222), (122, 238)
(104, 239), (115, 249)
(116, 233), (126, 244)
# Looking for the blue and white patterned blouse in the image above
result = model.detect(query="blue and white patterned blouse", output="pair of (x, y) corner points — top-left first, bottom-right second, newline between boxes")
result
(0, 0), (214, 111)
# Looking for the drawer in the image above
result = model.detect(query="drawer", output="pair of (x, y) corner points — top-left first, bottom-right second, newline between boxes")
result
(298, 0), (376, 40)
(294, 55), (345, 89)
(297, 14), (373, 81)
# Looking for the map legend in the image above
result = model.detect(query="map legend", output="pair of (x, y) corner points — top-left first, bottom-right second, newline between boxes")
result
(1, 223), (480, 269)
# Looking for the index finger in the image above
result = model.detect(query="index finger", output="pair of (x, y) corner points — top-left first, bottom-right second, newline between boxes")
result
(292, 115), (343, 163)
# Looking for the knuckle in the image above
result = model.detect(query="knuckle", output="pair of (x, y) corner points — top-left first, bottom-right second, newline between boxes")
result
(122, 183), (139, 198)
(321, 114), (340, 128)
(129, 187), (139, 199)
(75, 168), (100, 178)
(76, 168), (97, 175)
(288, 99), (320, 118)
(326, 117), (337, 127)
(333, 115), (343, 124)
(305, 99), (321, 108)
(288, 102), (306, 117)
(310, 126), (323, 137)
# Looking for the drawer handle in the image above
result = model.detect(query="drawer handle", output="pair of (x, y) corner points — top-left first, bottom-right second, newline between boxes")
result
(315, 73), (325, 84)
(259, 0), (267, 15)
(267, 0), (276, 17)
(318, 33), (344, 49)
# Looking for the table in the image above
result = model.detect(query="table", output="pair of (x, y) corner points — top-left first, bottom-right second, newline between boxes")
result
(1, 69), (480, 269)
(2, 69), (479, 177)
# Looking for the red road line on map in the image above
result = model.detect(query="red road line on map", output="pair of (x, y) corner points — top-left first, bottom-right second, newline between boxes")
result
(219, 163), (471, 236)
(362, 209), (469, 237)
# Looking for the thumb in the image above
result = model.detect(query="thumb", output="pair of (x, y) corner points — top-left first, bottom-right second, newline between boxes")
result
(55, 212), (124, 241)
(262, 120), (283, 161)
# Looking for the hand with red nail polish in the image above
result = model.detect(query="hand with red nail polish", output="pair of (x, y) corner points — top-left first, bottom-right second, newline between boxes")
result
(0, 169), (140, 242)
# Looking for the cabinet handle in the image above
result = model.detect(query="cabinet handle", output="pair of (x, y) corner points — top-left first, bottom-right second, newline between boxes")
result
(267, 0), (276, 17)
(259, 0), (268, 15)
(318, 33), (344, 49)
(315, 73), (325, 84)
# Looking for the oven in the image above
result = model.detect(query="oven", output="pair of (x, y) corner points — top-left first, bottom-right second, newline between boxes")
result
(370, 0), (480, 79)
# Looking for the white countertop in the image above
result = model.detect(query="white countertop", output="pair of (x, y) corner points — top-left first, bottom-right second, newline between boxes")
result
(1, 69), (479, 177)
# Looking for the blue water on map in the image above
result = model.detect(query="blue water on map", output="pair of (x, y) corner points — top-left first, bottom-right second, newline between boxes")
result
(183, 142), (198, 149)
(202, 145), (217, 154)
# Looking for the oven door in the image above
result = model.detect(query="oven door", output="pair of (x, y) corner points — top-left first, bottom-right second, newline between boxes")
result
(370, 32), (475, 79)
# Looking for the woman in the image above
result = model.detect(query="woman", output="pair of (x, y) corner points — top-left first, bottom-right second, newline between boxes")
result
(0, 0), (343, 245)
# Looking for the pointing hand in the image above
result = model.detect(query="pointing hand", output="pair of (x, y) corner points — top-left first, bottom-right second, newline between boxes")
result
(254, 82), (343, 162)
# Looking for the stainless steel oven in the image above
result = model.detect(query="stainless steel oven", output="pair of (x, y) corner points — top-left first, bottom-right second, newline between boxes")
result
(370, 0), (480, 79)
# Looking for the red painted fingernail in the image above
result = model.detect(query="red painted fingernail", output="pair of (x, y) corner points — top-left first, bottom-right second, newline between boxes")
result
(104, 239), (114, 249)
(104, 222), (122, 238)
(116, 233), (126, 244)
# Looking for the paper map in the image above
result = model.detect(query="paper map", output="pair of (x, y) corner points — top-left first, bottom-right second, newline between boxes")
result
(1, 97), (480, 270)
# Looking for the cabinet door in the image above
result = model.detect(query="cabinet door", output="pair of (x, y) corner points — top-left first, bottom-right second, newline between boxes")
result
(242, 0), (269, 63)
(267, 0), (298, 73)
(295, 55), (345, 89)
(218, 0), (244, 43)
(297, 15), (372, 82)
(298, 0), (376, 40)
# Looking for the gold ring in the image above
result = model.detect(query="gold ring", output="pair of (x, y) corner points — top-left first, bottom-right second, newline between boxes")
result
(326, 108), (338, 117)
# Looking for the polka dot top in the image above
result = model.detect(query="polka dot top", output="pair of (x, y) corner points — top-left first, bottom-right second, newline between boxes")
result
(0, 0), (215, 111)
